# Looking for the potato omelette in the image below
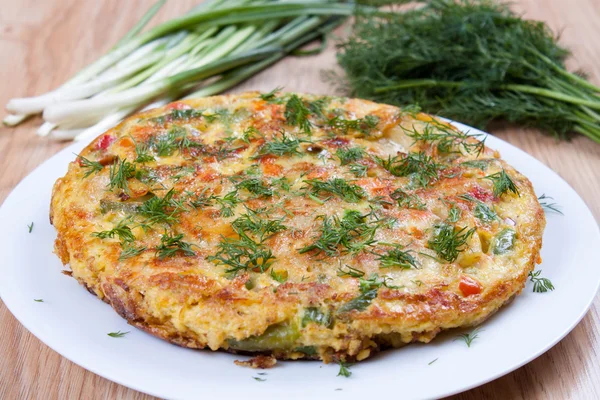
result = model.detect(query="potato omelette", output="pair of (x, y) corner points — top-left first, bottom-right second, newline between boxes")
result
(50, 91), (545, 363)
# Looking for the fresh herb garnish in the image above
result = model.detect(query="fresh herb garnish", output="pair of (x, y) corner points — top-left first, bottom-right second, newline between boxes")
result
(119, 245), (147, 261)
(231, 208), (287, 242)
(403, 122), (485, 156)
(77, 155), (104, 178)
(299, 210), (380, 256)
(304, 178), (365, 203)
(253, 377), (267, 382)
(235, 178), (273, 198)
(92, 218), (135, 244)
(138, 188), (185, 225)
(34, 299), (44, 302)
(349, 163), (368, 177)
(285, 94), (312, 135)
(538, 194), (563, 215)
(455, 328), (481, 348)
(447, 204), (461, 223)
(327, 115), (379, 136)
(108, 158), (136, 192)
(27, 222), (34, 233)
(270, 269), (288, 283)
(259, 87), (283, 102)
(156, 232), (196, 259)
(107, 331), (130, 338)
(428, 358), (438, 365)
(336, 147), (364, 165)
(528, 270), (555, 293)
(337, 265), (365, 278)
(484, 169), (519, 198)
(461, 160), (490, 171)
(256, 132), (304, 157)
(376, 152), (441, 188)
(377, 244), (418, 269)
(390, 188), (426, 210)
(213, 190), (241, 217)
(427, 223), (475, 262)
(337, 361), (352, 378)
(337, 274), (397, 314)
(132, 136), (154, 163)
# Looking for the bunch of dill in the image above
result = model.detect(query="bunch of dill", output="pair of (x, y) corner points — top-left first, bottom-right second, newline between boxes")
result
(336, 0), (600, 142)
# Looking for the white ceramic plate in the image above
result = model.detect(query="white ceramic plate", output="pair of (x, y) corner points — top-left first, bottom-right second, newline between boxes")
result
(1, 122), (598, 400)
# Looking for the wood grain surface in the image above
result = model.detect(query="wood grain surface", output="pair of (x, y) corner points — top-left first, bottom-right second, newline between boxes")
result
(1, 0), (599, 399)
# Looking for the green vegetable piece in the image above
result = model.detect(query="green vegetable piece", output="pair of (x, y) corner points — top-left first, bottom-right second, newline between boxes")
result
(228, 323), (299, 352)
(493, 228), (516, 254)
(301, 307), (333, 328)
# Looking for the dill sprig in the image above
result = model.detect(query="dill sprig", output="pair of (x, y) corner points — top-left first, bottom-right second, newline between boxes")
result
(299, 210), (380, 256)
(428, 223), (475, 262)
(235, 178), (273, 198)
(108, 158), (136, 192)
(231, 207), (287, 242)
(259, 87), (283, 103)
(376, 244), (418, 269)
(349, 163), (368, 177)
(390, 188), (425, 210)
(107, 330), (129, 338)
(403, 121), (485, 156)
(337, 361), (353, 378)
(337, 265), (365, 277)
(156, 232), (196, 259)
(213, 190), (241, 217)
(285, 94), (312, 135)
(454, 328), (482, 348)
(208, 235), (275, 274)
(375, 152), (441, 188)
(77, 154), (104, 178)
(92, 218), (135, 244)
(484, 169), (520, 198)
(337, 274), (398, 314)
(138, 188), (185, 226)
(528, 270), (555, 293)
(538, 194), (563, 215)
(131, 136), (154, 163)
(304, 178), (365, 203)
(255, 132), (304, 157)
(447, 204), (462, 223)
(327, 115), (379, 136)
(337, 0), (600, 143)
(336, 146), (365, 165)
(119, 244), (147, 261)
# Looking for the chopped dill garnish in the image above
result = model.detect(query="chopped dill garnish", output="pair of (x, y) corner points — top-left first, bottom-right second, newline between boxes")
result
(299, 210), (380, 256)
(27, 222), (34, 233)
(336, 146), (364, 165)
(208, 235), (275, 274)
(538, 194), (563, 215)
(301, 307), (332, 327)
(240, 126), (260, 144)
(107, 331), (130, 338)
(255, 132), (304, 157)
(337, 265), (365, 278)
(132, 136), (154, 163)
(327, 115), (379, 136)
(259, 87), (283, 102)
(77, 154), (104, 178)
(337, 274), (398, 314)
(428, 358), (438, 365)
(454, 328), (482, 348)
(427, 223), (475, 262)
(460, 195), (497, 222)
(447, 203), (461, 223)
(231, 207), (287, 242)
(484, 169), (519, 198)
(403, 122), (485, 156)
(528, 270), (555, 293)
(253, 377), (267, 382)
(304, 178), (365, 203)
(188, 188), (215, 209)
(156, 232), (196, 259)
(285, 94), (312, 135)
(108, 158), (136, 192)
(34, 299), (44, 302)
(213, 190), (241, 217)
(92, 218), (135, 244)
(235, 178), (273, 198)
(138, 188), (184, 225)
(119, 245), (147, 261)
(390, 188), (426, 210)
(272, 177), (291, 192)
(337, 361), (353, 378)
(377, 244), (418, 269)
(349, 163), (368, 177)
(376, 152), (441, 188)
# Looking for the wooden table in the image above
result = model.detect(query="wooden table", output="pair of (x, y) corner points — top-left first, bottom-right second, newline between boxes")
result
(1, 0), (599, 398)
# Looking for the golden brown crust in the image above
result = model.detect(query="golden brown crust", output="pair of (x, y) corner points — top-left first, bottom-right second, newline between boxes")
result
(50, 92), (545, 362)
